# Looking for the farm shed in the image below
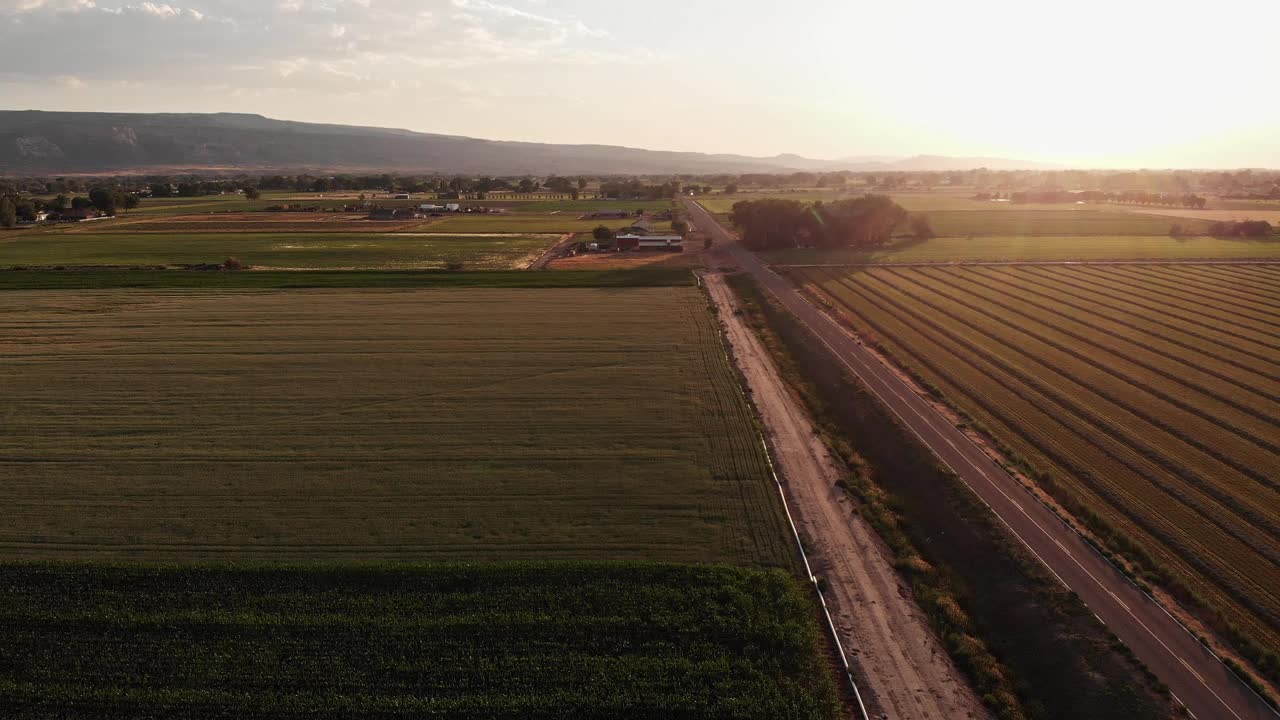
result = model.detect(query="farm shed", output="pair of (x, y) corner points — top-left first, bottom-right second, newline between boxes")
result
(626, 219), (653, 235)
(585, 210), (632, 220)
(616, 234), (683, 251)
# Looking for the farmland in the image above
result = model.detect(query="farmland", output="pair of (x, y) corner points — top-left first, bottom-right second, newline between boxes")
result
(695, 192), (1280, 265)
(102, 192), (672, 218)
(4, 192), (683, 269)
(0, 562), (840, 720)
(906, 209), (1208, 236)
(431, 214), (661, 234)
(763, 235), (1280, 264)
(0, 232), (560, 269)
(1115, 206), (1280, 225)
(0, 285), (794, 567)
(788, 263), (1280, 657)
(0, 268), (693, 290)
(698, 191), (1178, 216)
(65, 212), (438, 233)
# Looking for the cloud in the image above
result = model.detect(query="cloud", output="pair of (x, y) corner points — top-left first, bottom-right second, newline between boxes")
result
(133, 2), (203, 18)
(1, 0), (97, 11)
(0, 0), (658, 146)
(0, 0), (614, 84)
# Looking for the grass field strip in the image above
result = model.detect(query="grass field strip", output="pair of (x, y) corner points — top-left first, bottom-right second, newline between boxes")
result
(696, 273), (870, 719)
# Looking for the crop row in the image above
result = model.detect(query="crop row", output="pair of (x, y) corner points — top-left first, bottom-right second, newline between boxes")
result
(796, 267), (1280, 651)
(801, 268), (1249, 606)
(1193, 264), (1280, 290)
(1141, 264), (1280, 306)
(809, 268), (1274, 584)
(969, 266), (1280, 393)
(0, 562), (840, 720)
(1101, 264), (1280, 320)
(892, 267), (1280, 466)
(829, 269), (1280, 560)
(955, 266), (1280, 386)
(1015, 266), (1280, 361)
(1053, 266), (1280, 344)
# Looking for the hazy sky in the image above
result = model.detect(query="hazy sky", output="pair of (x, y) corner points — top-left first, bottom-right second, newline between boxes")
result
(3, 0), (1277, 167)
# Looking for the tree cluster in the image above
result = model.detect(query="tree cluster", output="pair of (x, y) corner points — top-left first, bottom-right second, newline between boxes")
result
(88, 187), (139, 215)
(598, 179), (681, 201)
(1207, 220), (1273, 237)
(731, 195), (908, 251)
(0, 187), (138, 226)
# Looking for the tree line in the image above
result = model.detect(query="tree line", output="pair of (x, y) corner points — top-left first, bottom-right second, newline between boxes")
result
(990, 190), (1208, 208)
(730, 195), (911, 251)
(4, 167), (1277, 204)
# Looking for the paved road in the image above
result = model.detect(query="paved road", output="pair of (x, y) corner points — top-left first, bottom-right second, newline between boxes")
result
(684, 198), (1278, 720)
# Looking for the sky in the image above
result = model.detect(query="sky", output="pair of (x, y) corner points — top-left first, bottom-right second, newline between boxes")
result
(2, 0), (1277, 168)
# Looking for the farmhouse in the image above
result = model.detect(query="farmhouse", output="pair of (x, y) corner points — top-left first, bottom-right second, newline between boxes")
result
(615, 234), (683, 252)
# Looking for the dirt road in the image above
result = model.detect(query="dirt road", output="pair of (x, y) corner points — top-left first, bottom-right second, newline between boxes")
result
(687, 197), (1279, 720)
(705, 273), (986, 720)
(527, 233), (575, 269)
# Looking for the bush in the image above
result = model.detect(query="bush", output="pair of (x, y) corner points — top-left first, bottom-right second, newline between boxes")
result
(910, 214), (937, 239)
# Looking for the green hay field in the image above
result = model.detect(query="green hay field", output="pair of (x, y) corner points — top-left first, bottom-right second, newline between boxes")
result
(0, 286), (794, 567)
(1, 232), (559, 269)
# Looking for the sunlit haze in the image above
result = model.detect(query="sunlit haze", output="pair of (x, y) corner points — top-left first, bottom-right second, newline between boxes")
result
(2, 0), (1278, 167)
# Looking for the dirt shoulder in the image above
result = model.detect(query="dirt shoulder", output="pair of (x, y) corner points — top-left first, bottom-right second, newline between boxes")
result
(705, 272), (986, 720)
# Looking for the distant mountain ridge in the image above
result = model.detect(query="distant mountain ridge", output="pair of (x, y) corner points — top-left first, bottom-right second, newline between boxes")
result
(0, 111), (1056, 175)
